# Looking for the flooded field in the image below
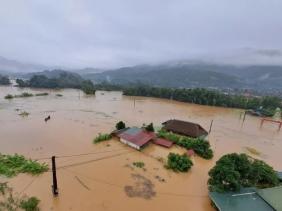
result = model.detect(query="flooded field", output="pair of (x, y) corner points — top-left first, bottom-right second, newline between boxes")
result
(0, 85), (281, 211)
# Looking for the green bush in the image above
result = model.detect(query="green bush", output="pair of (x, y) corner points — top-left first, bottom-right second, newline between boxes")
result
(81, 80), (96, 94)
(0, 154), (48, 177)
(116, 121), (126, 130)
(35, 93), (49, 96)
(4, 94), (13, 99)
(208, 153), (279, 192)
(133, 161), (145, 168)
(20, 197), (40, 211)
(15, 92), (34, 98)
(93, 133), (112, 143)
(56, 94), (63, 97)
(145, 123), (154, 132)
(166, 153), (193, 172)
(0, 182), (40, 211)
(157, 130), (213, 159)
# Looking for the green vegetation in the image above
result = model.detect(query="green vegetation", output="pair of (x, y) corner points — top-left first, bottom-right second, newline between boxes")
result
(19, 111), (30, 117)
(116, 121), (126, 130)
(16, 72), (96, 95)
(145, 123), (154, 132)
(15, 92), (34, 98)
(93, 133), (112, 143)
(56, 94), (63, 97)
(35, 92), (49, 96)
(133, 161), (145, 168)
(4, 92), (50, 99)
(0, 154), (48, 177)
(81, 80), (96, 94)
(157, 130), (213, 159)
(4, 94), (13, 99)
(0, 182), (40, 211)
(20, 197), (40, 211)
(166, 153), (193, 172)
(208, 153), (279, 192)
(0, 75), (10, 85)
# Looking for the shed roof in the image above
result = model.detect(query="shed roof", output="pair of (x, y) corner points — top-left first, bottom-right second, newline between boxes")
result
(162, 119), (208, 138)
(257, 186), (282, 211)
(209, 188), (274, 211)
(153, 138), (173, 148)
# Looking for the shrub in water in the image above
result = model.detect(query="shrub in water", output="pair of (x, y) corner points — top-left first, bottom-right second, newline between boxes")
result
(166, 153), (193, 172)
(93, 133), (112, 143)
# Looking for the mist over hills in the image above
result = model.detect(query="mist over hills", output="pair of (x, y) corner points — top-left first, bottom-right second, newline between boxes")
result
(1, 55), (282, 92)
(83, 63), (282, 91)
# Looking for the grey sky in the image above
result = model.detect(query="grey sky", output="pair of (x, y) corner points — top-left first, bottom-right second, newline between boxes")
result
(0, 0), (282, 68)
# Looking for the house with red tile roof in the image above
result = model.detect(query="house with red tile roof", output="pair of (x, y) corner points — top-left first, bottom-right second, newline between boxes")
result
(116, 127), (155, 150)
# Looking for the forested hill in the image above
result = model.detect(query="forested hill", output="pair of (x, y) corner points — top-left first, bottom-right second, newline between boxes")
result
(83, 64), (282, 91)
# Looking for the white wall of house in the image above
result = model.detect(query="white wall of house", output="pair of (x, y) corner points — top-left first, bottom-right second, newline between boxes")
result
(120, 138), (140, 150)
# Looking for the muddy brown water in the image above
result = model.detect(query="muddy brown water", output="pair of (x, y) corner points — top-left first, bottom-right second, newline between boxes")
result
(0, 86), (281, 211)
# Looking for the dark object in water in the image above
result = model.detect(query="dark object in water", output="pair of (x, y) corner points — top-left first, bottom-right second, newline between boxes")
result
(44, 115), (51, 122)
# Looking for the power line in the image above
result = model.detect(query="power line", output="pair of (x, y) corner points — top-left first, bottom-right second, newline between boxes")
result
(33, 147), (127, 161)
(57, 150), (134, 169)
(20, 177), (37, 194)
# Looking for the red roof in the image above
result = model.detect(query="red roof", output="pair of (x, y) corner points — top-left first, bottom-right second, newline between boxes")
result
(153, 138), (173, 148)
(119, 130), (155, 147)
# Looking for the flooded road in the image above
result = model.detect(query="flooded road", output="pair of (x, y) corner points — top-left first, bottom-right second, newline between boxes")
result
(0, 85), (281, 211)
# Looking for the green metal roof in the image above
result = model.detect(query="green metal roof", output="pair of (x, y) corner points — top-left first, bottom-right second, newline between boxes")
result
(257, 186), (282, 211)
(209, 188), (275, 211)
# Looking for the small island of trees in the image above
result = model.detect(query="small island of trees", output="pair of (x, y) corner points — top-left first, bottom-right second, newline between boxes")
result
(208, 153), (279, 192)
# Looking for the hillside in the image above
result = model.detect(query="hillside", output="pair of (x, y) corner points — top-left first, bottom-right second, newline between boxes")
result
(83, 64), (282, 91)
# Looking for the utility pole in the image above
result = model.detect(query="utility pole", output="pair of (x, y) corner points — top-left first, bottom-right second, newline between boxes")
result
(209, 120), (214, 134)
(51, 156), (59, 196)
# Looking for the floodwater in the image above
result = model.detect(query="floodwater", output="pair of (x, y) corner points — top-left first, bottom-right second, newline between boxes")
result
(0, 85), (281, 211)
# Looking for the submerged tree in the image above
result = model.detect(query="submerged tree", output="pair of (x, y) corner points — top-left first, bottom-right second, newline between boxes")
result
(145, 123), (154, 132)
(116, 121), (126, 130)
(81, 80), (95, 94)
(208, 153), (279, 192)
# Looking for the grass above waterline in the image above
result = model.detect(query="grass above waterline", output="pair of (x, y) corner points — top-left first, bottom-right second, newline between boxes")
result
(93, 133), (112, 143)
(0, 154), (48, 177)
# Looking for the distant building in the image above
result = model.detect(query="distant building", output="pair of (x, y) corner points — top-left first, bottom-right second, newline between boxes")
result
(209, 186), (282, 211)
(162, 119), (208, 138)
(153, 138), (173, 148)
(116, 127), (155, 150)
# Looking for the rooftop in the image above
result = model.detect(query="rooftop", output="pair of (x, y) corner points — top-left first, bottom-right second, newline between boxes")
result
(153, 138), (173, 148)
(118, 127), (155, 147)
(162, 119), (208, 138)
(209, 188), (275, 211)
(257, 186), (282, 211)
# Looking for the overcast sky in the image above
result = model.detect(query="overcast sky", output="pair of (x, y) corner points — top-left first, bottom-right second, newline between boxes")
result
(0, 0), (282, 68)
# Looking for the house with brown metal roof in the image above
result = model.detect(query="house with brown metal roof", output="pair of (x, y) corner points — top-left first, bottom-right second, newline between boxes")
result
(116, 127), (155, 150)
(162, 119), (208, 138)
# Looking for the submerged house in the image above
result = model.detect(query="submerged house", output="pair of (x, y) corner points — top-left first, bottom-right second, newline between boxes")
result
(116, 127), (155, 150)
(209, 186), (282, 211)
(162, 119), (208, 138)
